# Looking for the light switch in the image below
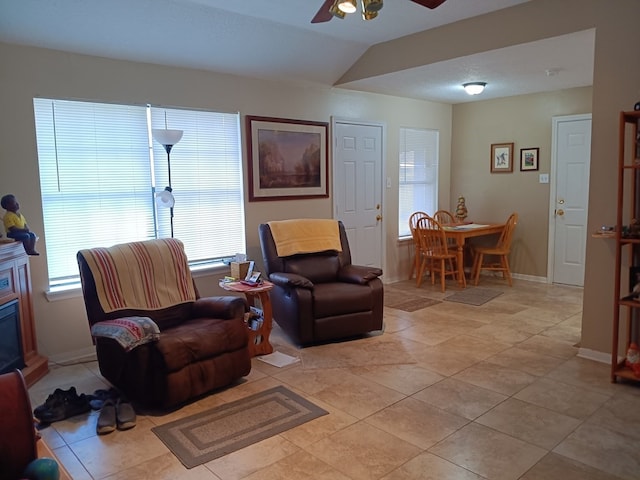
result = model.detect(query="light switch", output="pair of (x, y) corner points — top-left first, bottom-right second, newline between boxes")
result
(539, 173), (549, 184)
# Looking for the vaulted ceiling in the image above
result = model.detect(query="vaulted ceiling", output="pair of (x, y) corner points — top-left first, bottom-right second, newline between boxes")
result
(0, 0), (594, 104)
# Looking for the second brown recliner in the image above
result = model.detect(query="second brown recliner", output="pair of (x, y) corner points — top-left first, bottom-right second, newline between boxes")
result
(259, 219), (384, 346)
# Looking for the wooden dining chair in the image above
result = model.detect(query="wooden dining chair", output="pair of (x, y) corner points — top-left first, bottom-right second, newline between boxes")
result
(434, 209), (460, 249)
(471, 212), (518, 286)
(433, 209), (457, 226)
(415, 215), (463, 292)
(408, 211), (429, 280)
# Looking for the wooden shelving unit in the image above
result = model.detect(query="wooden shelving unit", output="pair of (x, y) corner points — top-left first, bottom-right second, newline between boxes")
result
(612, 110), (640, 383)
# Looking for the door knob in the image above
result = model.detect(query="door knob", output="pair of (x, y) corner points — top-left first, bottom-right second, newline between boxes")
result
(556, 209), (565, 216)
(376, 215), (382, 221)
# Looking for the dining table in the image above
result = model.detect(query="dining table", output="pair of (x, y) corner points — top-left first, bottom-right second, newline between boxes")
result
(442, 222), (506, 287)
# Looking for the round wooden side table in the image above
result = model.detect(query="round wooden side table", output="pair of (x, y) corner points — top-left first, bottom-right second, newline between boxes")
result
(219, 280), (274, 357)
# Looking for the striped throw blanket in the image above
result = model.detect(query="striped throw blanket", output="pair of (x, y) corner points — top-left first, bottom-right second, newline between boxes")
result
(268, 219), (342, 257)
(79, 238), (197, 313)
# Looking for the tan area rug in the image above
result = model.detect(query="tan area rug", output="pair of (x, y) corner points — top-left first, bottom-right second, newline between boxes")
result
(384, 288), (441, 312)
(444, 287), (503, 306)
(152, 386), (327, 468)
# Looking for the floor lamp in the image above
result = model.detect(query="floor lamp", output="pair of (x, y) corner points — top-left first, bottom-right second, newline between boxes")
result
(152, 128), (183, 238)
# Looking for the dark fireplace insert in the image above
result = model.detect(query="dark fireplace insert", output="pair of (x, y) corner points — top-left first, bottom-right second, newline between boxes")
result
(0, 299), (25, 375)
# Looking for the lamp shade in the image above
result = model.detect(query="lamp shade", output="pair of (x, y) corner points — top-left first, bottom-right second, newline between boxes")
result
(152, 129), (183, 146)
(463, 82), (487, 95)
(156, 187), (175, 208)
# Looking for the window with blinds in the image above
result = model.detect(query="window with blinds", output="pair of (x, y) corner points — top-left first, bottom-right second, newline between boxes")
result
(398, 127), (439, 238)
(33, 98), (245, 289)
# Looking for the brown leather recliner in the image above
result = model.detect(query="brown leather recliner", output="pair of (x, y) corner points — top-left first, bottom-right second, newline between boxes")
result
(258, 220), (384, 346)
(77, 238), (251, 409)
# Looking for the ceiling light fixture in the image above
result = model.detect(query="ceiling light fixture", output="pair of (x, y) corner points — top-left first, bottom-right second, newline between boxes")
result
(361, 0), (383, 19)
(312, 0), (448, 24)
(337, 0), (357, 14)
(328, 0), (384, 21)
(329, 1), (346, 18)
(463, 82), (487, 95)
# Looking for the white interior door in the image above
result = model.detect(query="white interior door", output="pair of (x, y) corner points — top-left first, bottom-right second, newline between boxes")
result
(549, 114), (592, 286)
(332, 119), (384, 269)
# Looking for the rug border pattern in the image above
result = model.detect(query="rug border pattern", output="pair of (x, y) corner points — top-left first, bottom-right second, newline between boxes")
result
(152, 385), (328, 468)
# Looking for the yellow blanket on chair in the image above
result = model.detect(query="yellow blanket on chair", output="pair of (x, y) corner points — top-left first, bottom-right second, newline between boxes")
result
(80, 238), (197, 313)
(268, 219), (342, 257)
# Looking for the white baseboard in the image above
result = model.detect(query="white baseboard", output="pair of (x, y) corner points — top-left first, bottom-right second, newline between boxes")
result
(48, 346), (97, 366)
(577, 347), (612, 364)
(511, 272), (548, 283)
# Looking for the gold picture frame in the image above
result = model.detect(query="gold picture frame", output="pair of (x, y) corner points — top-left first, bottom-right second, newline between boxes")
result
(490, 142), (514, 173)
(246, 115), (328, 201)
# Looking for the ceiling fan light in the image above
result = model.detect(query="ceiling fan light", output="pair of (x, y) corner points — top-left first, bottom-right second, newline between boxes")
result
(337, 0), (357, 14)
(362, 10), (378, 20)
(329, 1), (346, 18)
(463, 82), (487, 95)
(362, 0), (383, 13)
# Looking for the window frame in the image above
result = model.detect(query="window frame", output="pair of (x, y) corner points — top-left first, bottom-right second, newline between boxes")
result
(398, 127), (439, 239)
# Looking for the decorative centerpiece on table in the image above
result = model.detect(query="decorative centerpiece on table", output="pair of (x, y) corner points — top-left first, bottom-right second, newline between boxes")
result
(455, 196), (468, 222)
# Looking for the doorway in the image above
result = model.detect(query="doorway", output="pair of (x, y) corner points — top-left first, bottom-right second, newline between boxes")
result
(332, 118), (384, 269)
(548, 114), (592, 286)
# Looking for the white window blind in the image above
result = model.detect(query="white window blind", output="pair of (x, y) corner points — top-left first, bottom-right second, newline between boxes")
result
(398, 127), (439, 238)
(150, 107), (245, 264)
(33, 98), (244, 288)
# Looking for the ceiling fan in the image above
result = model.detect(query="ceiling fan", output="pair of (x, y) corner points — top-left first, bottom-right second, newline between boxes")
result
(312, 0), (447, 23)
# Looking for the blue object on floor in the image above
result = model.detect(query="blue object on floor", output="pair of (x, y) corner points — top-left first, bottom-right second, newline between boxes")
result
(22, 457), (60, 480)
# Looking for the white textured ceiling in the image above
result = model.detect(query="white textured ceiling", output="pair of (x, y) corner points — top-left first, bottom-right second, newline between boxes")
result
(0, 0), (594, 104)
(339, 29), (595, 103)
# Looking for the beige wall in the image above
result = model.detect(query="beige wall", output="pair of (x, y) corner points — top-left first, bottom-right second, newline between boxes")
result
(0, 42), (451, 361)
(451, 87), (592, 278)
(581, 1), (640, 355)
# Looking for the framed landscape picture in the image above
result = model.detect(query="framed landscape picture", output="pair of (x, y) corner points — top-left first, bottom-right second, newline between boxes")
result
(520, 147), (539, 171)
(490, 143), (514, 173)
(246, 115), (328, 201)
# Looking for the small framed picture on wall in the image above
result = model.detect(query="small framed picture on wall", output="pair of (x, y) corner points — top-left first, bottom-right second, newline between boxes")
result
(490, 143), (514, 173)
(520, 147), (539, 171)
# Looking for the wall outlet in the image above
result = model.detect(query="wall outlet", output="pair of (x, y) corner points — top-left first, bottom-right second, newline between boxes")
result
(539, 173), (549, 184)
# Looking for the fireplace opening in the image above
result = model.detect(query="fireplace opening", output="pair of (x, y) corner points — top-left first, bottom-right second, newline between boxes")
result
(0, 299), (25, 375)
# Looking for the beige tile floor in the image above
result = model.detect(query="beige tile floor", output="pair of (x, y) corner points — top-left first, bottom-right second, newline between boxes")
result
(29, 277), (640, 480)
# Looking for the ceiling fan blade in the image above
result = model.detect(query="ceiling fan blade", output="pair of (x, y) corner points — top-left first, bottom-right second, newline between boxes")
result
(409, 0), (447, 9)
(311, 0), (335, 23)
